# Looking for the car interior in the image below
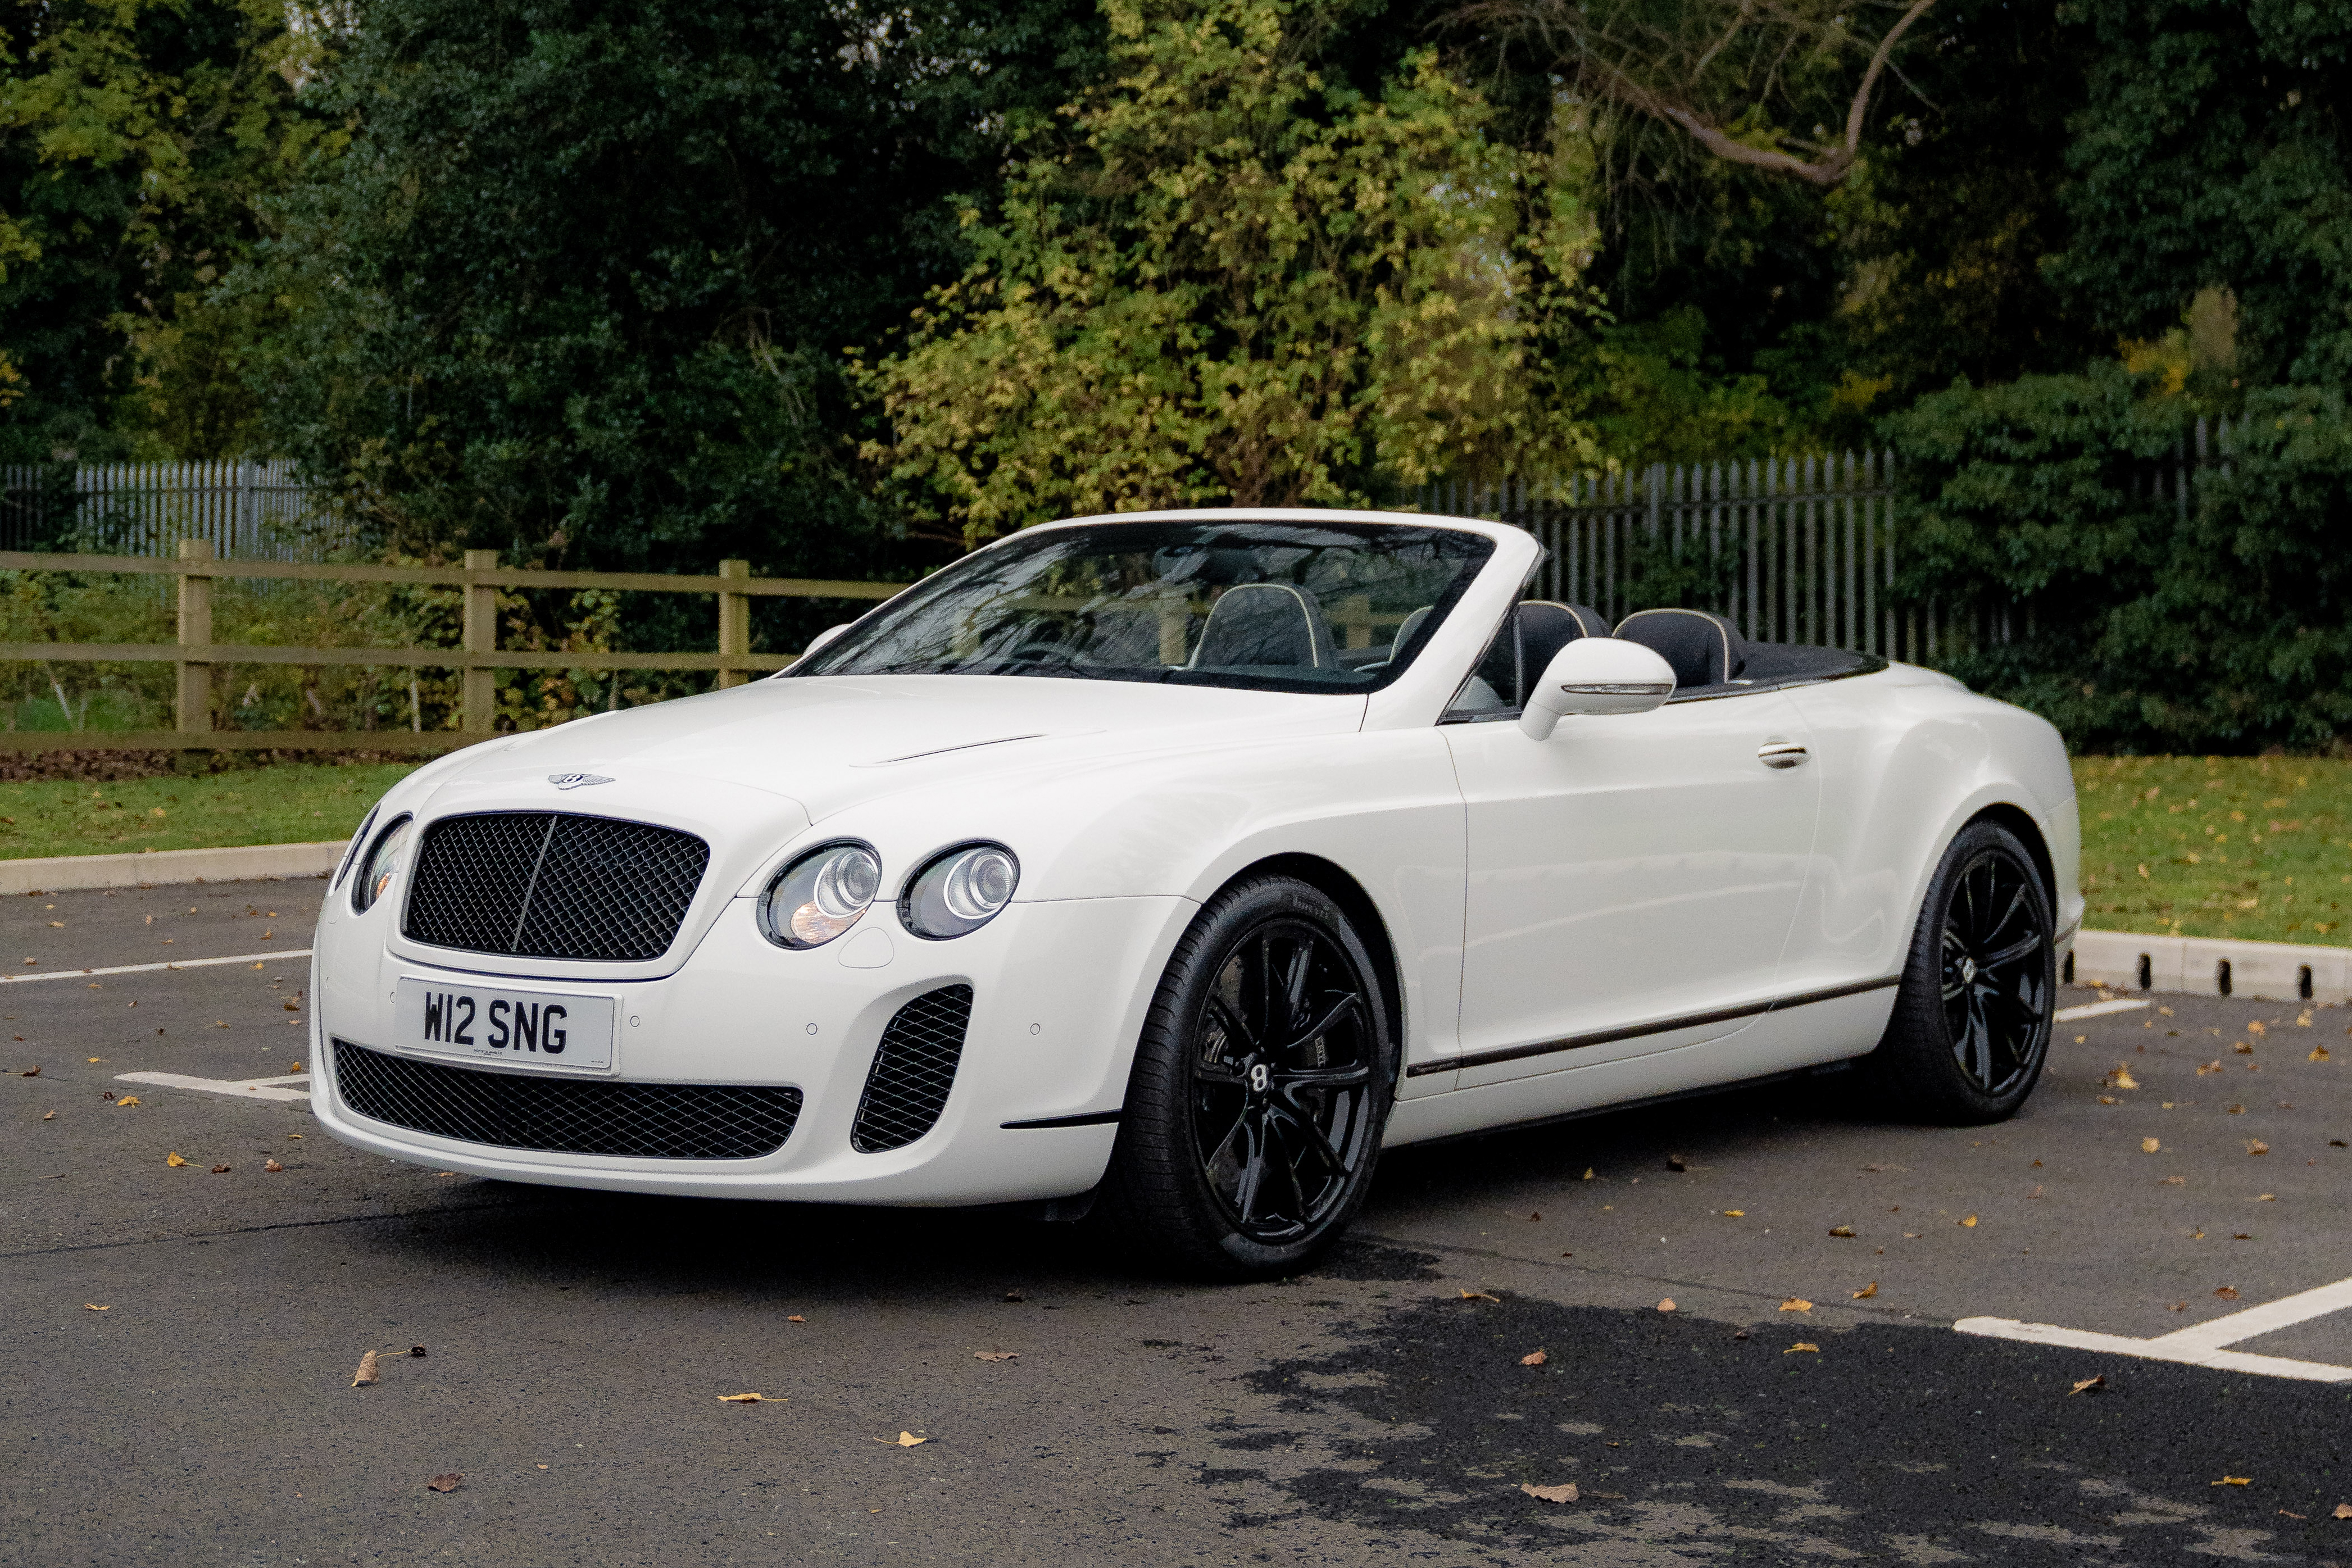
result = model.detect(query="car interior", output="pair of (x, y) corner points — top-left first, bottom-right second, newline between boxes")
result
(1444, 602), (1882, 719)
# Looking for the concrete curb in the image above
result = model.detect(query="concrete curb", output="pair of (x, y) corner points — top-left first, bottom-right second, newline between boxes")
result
(0, 840), (347, 896)
(2069, 927), (2352, 1007)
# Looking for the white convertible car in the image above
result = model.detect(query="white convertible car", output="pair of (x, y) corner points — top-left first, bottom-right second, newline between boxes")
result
(311, 510), (2081, 1276)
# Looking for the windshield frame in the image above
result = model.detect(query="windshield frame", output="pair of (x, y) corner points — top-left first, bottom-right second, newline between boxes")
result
(788, 516), (1500, 697)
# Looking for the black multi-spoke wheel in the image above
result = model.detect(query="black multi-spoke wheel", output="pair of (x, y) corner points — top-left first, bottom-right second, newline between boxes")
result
(1858, 820), (2055, 1124)
(1098, 876), (1396, 1277)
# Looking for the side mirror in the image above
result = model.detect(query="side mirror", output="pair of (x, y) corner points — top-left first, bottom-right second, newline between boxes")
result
(1518, 637), (1676, 740)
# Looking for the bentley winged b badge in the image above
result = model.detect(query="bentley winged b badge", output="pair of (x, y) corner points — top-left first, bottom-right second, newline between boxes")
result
(547, 772), (614, 790)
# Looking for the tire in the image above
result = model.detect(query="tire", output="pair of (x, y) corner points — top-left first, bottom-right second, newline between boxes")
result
(1096, 875), (1398, 1279)
(1856, 819), (2057, 1124)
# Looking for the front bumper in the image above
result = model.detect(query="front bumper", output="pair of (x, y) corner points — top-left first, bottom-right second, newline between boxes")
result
(309, 892), (1192, 1205)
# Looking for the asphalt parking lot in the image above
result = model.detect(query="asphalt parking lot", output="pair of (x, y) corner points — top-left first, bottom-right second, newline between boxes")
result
(8, 879), (2352, 1566)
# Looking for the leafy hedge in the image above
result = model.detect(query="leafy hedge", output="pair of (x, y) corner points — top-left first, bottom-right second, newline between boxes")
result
(1886, 364), (2352, 753)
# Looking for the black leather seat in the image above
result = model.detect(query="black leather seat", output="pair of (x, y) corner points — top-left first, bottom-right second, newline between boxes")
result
(1614, 608), (1745, 688)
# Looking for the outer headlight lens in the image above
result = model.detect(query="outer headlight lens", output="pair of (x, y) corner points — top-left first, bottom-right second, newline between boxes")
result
(761, 842), (882, 949)
(900, 843), (1019, 940)
(351, 815), (414, 914)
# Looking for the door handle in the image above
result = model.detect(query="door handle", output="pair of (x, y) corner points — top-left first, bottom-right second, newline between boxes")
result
(1758, 740), (1809, 769)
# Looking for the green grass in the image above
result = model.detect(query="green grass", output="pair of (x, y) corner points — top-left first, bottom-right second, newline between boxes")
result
(2077, 756), (2352, 945)
(0, 763), (416, 860)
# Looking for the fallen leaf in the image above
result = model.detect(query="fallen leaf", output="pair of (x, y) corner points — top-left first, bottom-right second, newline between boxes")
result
(2336, 1503), (2352, 1519)
(209, 1164), (230, 1174)
(2313, 1046), (2332, 1062)
(42, 1110), (53, 1119)
(1527, 1211), (1541, 1221)
(2233, 1231), (2253, 1240)
(165, 1151), (187, 1168)
(18, 1065), (34, 1077)
(1860, 1162), (1908, 1172)
(2249, 1140), (2271, 1155)
(2249, 1021), (2267, 1036)
(2282, 1510), (2309, 1520)
(1460, 1290), (1502, 1303)
(1656, 1298), (1677, 1312)
(975, 1352), (1020, 1362)
(1520, 1349), (1548, 1366)
(113, 1096), (138, 1108)
(1666, 1155), (1689, 1172)
(1786, 1343), (1819, 1354)
(1852, 1281), (1879, 1299)
(1582, 1167), (1594, 1180)
(1780, 1298), (1813, 1312)
(2212, 1476), (2251, 1487)
(1723, 1210), (1746, 1217)
(1002, 1292), (1023, 1303)
(787, 1315), (805, 1323)
(716, 1393), (769, 1403)
(1520, 1482), (1579, 1504)
(2197, 1062), (2223, 1076)
(892, 1432), (927, 1447)
(1829, 1225), (1855, 1238)
(264, 1159), (283, 1172)
(2112, 1065), (2140, 1089)
(2028, 1185), (2045, 1199)
(2258, 1193), (2277, 1201)
(2228, 1103), (2247, 1114)
(2215, 1285), (2241, 1299)
(2069, 1375), (2105, 1395)
(83, 1303), (108, 1311)
(352, 1350), (380, 1387)
(426, 1474), (461, 1493)
(2142, 1137), (2162, 1153)
(2161, 1175), (2185, 1185)
(1961, 1215), (1979, 1228)
(410, 1346), (426, 1357)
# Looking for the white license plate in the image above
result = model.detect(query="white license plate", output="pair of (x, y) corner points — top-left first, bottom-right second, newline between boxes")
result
(393, 978), (615, 1071)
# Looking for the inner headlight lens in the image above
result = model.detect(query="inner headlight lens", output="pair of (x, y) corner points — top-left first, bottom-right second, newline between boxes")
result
(351, 816), (414, 914)
(762, 842), (882, 949)
(901, 844), (1019, 939)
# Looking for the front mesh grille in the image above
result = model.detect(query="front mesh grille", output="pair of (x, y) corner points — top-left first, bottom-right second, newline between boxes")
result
(330, 1039), (801, 1160)
(850, 985), (974, 1153)
(404, 812), (709, 961)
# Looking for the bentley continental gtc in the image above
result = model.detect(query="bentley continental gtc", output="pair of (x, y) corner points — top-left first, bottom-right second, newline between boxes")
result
(310, 509), (2081, 1277)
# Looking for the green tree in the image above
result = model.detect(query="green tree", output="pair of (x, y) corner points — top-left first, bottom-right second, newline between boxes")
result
(2052, 0), (2352, 389)
(242, 0), (1103, 584)
(0, 0), (330, 465)
(860, 0), (1602, 545)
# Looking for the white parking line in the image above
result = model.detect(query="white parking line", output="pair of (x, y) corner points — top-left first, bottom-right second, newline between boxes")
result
(2054, 999), (2150, 1022)
(0, 948), (311, 985)
(1956, 1276), (2352, 1383)
(115, 1070), (311, 1103)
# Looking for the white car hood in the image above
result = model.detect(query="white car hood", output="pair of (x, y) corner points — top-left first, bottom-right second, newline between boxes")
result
(433, 674), (1367, 824)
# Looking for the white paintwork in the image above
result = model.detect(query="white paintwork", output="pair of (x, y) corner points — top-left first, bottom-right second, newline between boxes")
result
(1517, 637), (1677, 739)
(308, 507), (2081, 1209)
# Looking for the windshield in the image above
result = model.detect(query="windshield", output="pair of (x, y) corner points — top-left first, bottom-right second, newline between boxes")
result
(793, 519), (1495, 694)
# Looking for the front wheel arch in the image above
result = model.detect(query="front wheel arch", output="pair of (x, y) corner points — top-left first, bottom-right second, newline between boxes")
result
(1212, 853), (1406, 1090)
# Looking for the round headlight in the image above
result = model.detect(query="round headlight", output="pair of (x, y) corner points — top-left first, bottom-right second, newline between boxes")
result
(900, 843), (1019, 940)
(760, 842), (882, 949)
(351, 815), (414, 914)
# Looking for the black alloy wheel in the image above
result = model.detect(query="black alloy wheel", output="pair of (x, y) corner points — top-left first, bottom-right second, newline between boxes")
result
(1938, 846), (2051, 1097)
(1858, 819), (2056, 1124)
(1192, 917), (1379, 1245)
(1097, 875), (1396, 1278)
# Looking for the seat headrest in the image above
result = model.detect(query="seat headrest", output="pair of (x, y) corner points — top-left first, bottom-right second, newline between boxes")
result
(1191, 583), (1335, 669)
(1511, 601), (1613, 706)
(1613, 608), (1745, 688)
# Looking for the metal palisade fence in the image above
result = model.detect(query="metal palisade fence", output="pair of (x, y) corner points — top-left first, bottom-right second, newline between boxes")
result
(0, 460), (346, 559)
(1424, 452), (1931, 661)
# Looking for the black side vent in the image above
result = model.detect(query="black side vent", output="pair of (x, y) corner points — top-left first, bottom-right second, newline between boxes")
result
(403, 812), (709, 961)
(330, 1039), (801, 1160)
(850, 985), (974, 1153)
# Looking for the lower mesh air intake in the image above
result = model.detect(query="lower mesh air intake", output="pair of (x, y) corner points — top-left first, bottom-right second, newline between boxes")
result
(330, 1039), (802, 1160)
(850, 985), (974, 1153)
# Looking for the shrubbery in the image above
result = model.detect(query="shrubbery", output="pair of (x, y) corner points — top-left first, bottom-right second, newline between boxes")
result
(1886, 366), (2352, 752)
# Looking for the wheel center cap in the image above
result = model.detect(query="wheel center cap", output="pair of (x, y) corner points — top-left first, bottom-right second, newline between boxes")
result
(1960, 956), (1979, 984)
(1247, 1062), (1272, 1094)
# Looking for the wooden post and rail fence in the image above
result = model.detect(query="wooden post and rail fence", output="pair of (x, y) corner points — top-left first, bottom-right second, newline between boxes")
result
(0, 544), (906, 752)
